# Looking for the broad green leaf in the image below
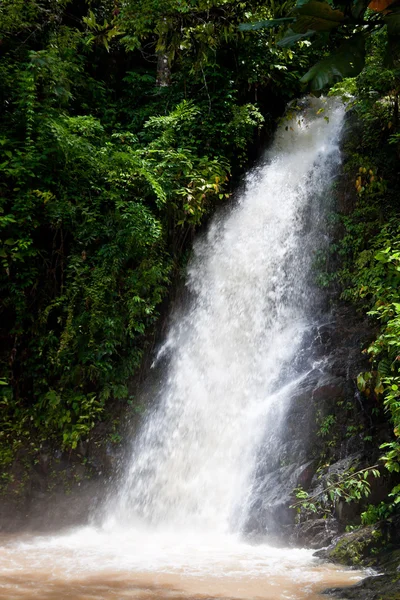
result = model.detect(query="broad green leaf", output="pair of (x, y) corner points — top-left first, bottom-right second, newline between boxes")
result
(293, 1), (345, 34)
(300, 34), (365, 90)
(277, 28), (315, 47)
(389, 484), (400, 496)
(357, 372), (367, 391)
(238, 18), (295, 32)
(375, 249), (390, 261)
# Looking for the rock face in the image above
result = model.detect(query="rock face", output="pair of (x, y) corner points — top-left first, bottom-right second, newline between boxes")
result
(242, 303), (389, 547)
(326, 572), (400, 600)
(291, 518), (340, 549)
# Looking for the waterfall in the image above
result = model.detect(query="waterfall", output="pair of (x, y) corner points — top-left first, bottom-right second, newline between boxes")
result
(0, 97), (368, 600)
(104, 97), (346, 536)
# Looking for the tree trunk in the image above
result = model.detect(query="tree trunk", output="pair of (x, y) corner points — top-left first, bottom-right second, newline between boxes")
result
(156, 53), (170, 87)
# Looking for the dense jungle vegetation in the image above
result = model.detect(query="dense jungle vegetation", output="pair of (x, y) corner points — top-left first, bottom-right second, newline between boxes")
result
(1, 0), (400, 523)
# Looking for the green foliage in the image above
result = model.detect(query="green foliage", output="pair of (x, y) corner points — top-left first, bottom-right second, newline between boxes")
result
(293, 465), (381, 516)
(240, 0), (400, 90)
(300, 34), (366, 90)
(361, 490), (400, 524)
(346, 223), (400, 476)
(0, 0), (313, 458)
(330, 26), (400, 520)
(300, 44), (400, 516)
(0, 93), (232, 451)
(318, 413), (337, 438)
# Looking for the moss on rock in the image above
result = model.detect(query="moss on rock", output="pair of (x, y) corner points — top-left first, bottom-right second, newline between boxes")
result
(323, 526), (385, 566)
(321, 517), (400, 600)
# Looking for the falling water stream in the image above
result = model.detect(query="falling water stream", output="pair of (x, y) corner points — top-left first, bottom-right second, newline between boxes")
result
(0, 98), (366, 599)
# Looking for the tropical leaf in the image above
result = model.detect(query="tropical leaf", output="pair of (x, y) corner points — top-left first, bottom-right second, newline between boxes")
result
(292, 1), (345, 33)
(277, 28), (316, 46)
(238, 18), (294, 32)
(300, 33), (365, 89)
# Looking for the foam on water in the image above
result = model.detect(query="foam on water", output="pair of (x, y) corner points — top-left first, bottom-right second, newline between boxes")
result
(0, 528), (363, 600)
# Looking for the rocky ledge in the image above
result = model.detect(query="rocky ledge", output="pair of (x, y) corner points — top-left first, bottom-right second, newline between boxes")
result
(318, 515), (400, 600)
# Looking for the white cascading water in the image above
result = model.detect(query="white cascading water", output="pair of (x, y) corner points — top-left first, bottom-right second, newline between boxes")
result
(0, 97), (365, 600)
(104, 96), (345, 533)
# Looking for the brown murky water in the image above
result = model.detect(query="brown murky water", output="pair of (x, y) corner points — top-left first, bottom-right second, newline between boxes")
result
(0, 528), (363, 600)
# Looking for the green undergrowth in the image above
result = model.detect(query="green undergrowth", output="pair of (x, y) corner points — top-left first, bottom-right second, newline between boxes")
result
(0, 0), (321, 466)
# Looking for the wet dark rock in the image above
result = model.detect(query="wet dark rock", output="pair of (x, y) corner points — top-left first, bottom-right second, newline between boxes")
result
(325, 573), (400, 600)
(316, 526), (386, 566)
(242, 303), (388, 546)
(295, 518), (340, 549)
(317, 515), (400, 566)
(312, 375), (347, 402)
(321, 516), (400, 600)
